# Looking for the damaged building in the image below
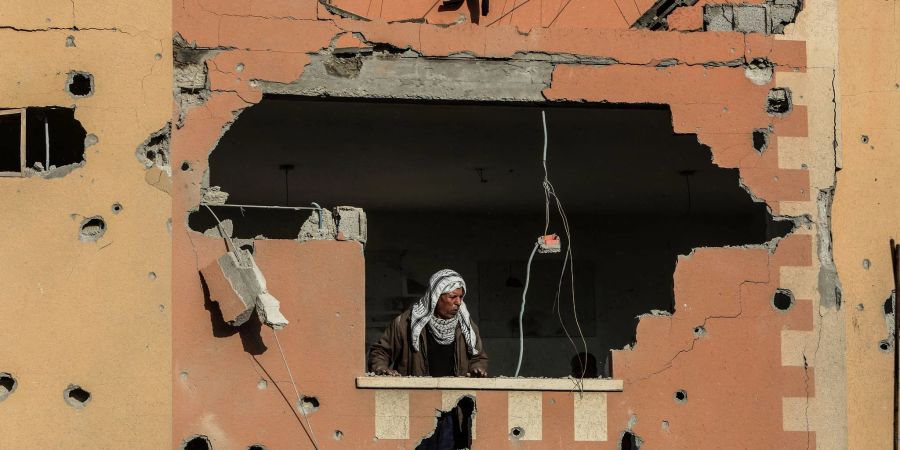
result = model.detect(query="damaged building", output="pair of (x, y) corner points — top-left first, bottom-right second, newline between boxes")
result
(0, 0), (898, 449)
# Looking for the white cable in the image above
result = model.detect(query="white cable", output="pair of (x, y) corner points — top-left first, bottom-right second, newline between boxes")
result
(514, 242), (540, 377)
(542, 111), (550, 235)
(273, 329), (321, 450)
(542, 110), (548, 162)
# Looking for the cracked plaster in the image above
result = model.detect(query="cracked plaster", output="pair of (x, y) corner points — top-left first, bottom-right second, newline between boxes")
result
(167, 0), (848, 448)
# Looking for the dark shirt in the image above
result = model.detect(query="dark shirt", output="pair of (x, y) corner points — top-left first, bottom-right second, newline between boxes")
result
(426, 328), (456, 376)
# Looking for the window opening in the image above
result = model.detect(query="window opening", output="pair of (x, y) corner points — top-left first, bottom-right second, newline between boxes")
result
(0, 107), (86, 177)
(0, 109), (24, 175)
(194, 96), (792, 378)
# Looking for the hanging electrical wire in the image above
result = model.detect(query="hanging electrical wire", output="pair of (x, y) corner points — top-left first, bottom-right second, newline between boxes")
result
(202, 204), (322, 449)
(273, 328), (322, 450)
(514, 241), (539, 377)
(514, 110), (589, 380)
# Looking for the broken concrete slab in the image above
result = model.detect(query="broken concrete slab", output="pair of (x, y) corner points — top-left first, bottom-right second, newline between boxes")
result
(201, 249), (260, 326)
(260, 54), (552, 102)
(201, 248), (289, 329)
(256, 292), (289, 330)
(335, 206), (367, 243)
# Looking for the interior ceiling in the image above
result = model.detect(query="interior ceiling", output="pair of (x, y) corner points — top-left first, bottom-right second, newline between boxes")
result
(210, 96), (758, 215)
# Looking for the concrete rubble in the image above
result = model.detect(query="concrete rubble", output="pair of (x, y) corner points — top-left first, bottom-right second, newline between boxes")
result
(201, 248), (289, 329)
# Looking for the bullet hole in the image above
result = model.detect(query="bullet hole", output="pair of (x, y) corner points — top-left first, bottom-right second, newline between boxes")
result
(861, 135), (869, 144)
(674, 389), (687, 403)
(67, 71), (93, 97)
(236, 63), (245, 72)
(879, 339), (892, 352)
(84, 134), (98, 147)
(111, 203), (123, 214)
(621, 430), (642, 449)
(154, 53), (162, 61)
(857, 303), (865, 311)
(333, 430), (343, 440)
(0, 373), (17, 401)
(246, 445), (266, 450)
(148, 272), (157, 280)
(752, 129), (769, 153)
(136, 124), (171, 172)
(766, 88), (792, 115)
(885, 296), (894, 315)
(66, 35), (75, 47)
(182, 435), (211, 450)
(79, 217), (106, 242)
(298, 396), (319, 415)
(693, 326), (706, 337)
(661, 420), (669, 430)
(744, 58), (774, 85)
(179, 371), (189, 381)
(863, 259), (871, 270)
(773, 289), (795, 311)
(510, 426), (525, 439)
(181, 161), (192, 172)
(159, 304), (165, 312)
(63, 384), (91, 409)
(257, 379), (267, 390)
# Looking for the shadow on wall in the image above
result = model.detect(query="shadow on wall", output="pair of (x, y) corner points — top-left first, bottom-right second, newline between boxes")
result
(199, 273), (268, 355)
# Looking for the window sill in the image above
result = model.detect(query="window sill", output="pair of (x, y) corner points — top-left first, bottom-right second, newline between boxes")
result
(356, 376), (623, 392)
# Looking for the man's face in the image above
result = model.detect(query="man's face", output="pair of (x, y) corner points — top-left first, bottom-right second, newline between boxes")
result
(434, 288), (464, 319)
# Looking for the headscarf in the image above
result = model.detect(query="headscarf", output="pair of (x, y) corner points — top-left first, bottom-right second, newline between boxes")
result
(410, 269), (478, 355)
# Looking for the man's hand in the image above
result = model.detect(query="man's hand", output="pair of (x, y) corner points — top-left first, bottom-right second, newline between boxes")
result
(376, 368), (400, 376)
(468, 368), (488, 378)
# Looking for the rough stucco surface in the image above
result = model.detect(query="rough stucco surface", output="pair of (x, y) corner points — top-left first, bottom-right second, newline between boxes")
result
(167, 0), (850, 449)
(0, 0), (879, 448)
(0, 1), (173, 448)
(833, 0), (900, 448)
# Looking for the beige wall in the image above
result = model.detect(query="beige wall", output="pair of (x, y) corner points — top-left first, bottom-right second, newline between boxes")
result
(0, 1), (895, 448)
(834, 0), (900, 448)
(0, 2), (172, 449)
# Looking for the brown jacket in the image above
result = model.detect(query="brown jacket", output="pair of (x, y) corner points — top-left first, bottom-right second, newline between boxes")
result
(368, 309), (488, 376)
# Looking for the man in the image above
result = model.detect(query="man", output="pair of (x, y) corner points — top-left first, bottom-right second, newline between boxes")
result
(369, 269), (488, 377)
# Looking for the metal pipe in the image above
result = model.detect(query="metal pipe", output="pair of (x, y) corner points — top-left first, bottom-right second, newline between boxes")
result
(310, 202), (323, 231)
(44, 118), (49, 170)
(200, 202), (321, 211)
(200, 202), (326, 231)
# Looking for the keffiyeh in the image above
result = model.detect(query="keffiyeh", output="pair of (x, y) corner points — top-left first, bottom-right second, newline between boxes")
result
(410, 269), (478, 355)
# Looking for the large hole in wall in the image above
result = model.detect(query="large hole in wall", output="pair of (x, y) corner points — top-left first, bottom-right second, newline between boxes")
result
(417, 396), (475, 449)
(0, 107), (87, 176)
(191, 96), (791, 377)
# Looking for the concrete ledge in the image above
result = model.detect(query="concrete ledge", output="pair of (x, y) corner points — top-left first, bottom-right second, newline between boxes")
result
(356, 376), (623, 392)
